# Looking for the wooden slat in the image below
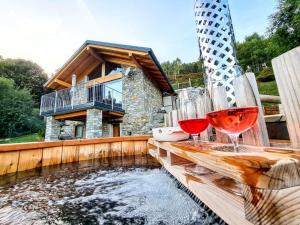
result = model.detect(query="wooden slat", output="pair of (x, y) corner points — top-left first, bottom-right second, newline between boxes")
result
(94, 143), (110, 158)
(272, 47), (300, 149)
(243, 185), (300, 225)
(42, 146), (63, 166)
(149, 139), (300, 189)
(122, 141), (135, 156)
(61, 146), (79, 163)
(0, 151), (19, 175)
(0, 141), (62, 152)
(149, 150), (250, 225)
(54, 111), (87, 120)
(134, 141), (147, 155)
(110, 142), (122, 157)
(18, 149), (43, 171)
(79, 144), (95, 161)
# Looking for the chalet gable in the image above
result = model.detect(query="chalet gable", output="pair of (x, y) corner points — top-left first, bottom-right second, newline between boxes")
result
(45, 40), (174, 94)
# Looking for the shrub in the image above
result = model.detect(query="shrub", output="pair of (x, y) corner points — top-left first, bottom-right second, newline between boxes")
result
(256, 68), (275, 82)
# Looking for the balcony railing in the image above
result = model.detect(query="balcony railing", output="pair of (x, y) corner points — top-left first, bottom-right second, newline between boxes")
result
(40, 82), (123, 116)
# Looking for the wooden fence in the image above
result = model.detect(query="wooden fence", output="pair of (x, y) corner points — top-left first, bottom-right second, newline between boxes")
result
(0, 136), (150, 176)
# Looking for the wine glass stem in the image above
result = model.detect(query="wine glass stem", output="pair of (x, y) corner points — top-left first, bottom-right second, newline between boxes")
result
(229, 134), (239, 152)
(192, 135), (199, 146)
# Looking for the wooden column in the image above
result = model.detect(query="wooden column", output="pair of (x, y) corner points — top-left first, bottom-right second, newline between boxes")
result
(272, 47), (300, 149)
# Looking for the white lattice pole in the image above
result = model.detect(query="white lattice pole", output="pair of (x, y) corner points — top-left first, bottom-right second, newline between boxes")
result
(194, 0), (269, 146)
(194, 0), (240, 106)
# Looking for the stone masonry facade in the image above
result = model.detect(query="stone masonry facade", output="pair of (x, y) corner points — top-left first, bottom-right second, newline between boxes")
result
(121, 67), (164, 136)
(45, 67), (165, 140)
(45, 116), (61, 141)
(86, 108), (103, 139)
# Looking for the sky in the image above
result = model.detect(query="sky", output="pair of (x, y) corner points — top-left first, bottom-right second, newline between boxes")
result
(0, 0), (277, 76)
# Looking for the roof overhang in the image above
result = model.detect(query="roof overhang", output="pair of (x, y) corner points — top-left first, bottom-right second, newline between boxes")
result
(45, 40), (174, 94)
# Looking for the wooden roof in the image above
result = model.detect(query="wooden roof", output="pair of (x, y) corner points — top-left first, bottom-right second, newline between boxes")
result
(45, 40), (174, 94)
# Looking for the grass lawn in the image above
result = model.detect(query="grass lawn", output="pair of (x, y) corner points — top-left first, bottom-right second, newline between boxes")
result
(0, 133), (42, 144)
(257, 81), (279, 96)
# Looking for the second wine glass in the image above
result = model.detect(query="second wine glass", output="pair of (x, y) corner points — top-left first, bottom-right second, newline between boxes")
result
(178, 89), (209, 146)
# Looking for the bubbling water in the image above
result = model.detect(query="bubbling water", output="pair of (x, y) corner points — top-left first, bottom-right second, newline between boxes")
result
(0, 156), (224, 225)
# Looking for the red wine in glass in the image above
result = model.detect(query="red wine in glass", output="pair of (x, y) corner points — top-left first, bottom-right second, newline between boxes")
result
(206, 106), (259, 151)
(178, 118), (209, 144)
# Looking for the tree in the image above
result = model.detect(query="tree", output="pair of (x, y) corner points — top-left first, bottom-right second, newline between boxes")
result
(268, 0), (300, 51)
(0, 58), (48, 105)
(0, 77), (35, 138)
(236, 33), (282, 72)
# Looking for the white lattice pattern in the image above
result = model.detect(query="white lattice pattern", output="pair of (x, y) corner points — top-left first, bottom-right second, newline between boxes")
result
(194, 0), (241, 105)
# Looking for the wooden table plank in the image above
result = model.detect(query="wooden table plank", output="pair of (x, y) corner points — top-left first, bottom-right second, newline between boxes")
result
(149, 139), (300, 189)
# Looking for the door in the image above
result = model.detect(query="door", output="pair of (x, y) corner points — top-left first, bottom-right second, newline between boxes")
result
(113, 124), (120, 137)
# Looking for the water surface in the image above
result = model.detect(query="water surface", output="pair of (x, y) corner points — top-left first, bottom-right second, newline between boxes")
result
(0, 156), (223, 225)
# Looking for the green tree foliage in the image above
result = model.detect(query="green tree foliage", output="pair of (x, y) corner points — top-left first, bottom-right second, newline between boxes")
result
(236, 33), (282, 72)
(269, 0), (300, 51)
(0, 58), (48, 104)
(0, 77), (44, 138)
(161, 58), (203, 77)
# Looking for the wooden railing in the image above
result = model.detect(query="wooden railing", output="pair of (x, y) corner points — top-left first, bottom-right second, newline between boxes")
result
(0, 136), (150, 176)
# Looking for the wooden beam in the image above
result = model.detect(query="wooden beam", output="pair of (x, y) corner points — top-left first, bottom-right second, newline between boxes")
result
(102, 63), (106, 76)
(87, 46), (104, 63)
(98, 51), (131, 59)
(88, 44), (148, 56)
(86, 72), (123, 87)
(103, 111), (125, 118)
(77, 60), (101, 82)
(54, 111), (87, 120)
(54, 79), (72, 88)
(103, 56), (136, 67)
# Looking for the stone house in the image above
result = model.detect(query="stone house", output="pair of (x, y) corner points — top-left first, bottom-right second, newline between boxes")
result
(40, 40), (174, 141)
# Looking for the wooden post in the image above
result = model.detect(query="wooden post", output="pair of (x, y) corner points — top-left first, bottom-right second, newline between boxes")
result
(172, 110), (179, 127)
(272, 47), (300, 149)
(234, 73), (270, 146)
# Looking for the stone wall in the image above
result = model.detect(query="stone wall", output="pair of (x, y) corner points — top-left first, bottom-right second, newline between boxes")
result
(121, 67), (164, 135)
(45, 116), (61, 141)
(86, 109), (102, 139)
(102, 120), (110, 137)
(61, 120), (85, 138)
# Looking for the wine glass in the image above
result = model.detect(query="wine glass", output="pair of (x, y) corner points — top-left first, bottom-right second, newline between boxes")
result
(206, 72), (259, 152)
(178, 88), (209, 146)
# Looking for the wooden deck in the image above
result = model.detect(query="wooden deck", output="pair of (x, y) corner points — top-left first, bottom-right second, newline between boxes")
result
(148, 138), (300, 225)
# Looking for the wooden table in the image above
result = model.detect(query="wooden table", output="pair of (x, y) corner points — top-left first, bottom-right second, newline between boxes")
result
(148, 138), (300, 225)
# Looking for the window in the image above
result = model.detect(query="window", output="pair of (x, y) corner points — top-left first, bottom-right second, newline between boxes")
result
(75, 125), (84, 138)
(105, 79), (122, 93)
(106, 62), (123, 75)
